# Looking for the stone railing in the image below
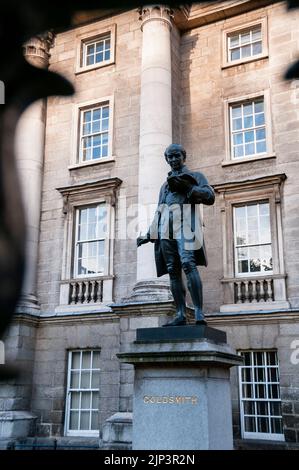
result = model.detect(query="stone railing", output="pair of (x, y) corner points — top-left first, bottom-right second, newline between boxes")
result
(220, 274), (289, 312)
(234, 277), (274, 304)
(69, 278), (103, 305)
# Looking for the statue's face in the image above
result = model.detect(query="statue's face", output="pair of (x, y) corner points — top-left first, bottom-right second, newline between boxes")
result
(165, 149), (185, 171)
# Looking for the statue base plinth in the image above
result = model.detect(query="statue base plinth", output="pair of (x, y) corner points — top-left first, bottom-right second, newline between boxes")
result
(118, 326), (243, 450)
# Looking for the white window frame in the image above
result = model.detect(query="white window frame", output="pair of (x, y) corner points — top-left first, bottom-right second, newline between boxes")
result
(64, 349), (101, 437)
(238, 350), (285, 441)
(70, 96), (114, 169)
(75, 24), (116, 74)
(223, 90), (275, 166)
(222, 17), (268, 68)
(73, 203), (109, 279)
(233, 202), (273, 278)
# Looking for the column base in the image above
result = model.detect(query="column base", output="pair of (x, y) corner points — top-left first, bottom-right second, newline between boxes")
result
(15, 294), (40, 316)
(118, 325), (243, 450)
(123, 279), (172, 303)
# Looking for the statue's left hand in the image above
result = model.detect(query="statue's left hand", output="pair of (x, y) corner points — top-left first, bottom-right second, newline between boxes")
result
(169, 176), (193, 194)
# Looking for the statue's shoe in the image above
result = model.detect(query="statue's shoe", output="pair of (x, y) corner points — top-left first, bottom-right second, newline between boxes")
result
(162, 316), (187, 327)
(194, 309), (207, 326)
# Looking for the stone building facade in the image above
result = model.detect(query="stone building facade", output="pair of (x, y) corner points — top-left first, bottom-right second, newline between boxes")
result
(1, 1), (299, 449)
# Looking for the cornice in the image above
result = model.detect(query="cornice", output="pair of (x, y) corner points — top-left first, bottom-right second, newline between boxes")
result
(174, 0), (279, 31)
(213, 173), (287, 193)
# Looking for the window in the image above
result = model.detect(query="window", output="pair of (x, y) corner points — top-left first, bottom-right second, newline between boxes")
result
(239, 350), (284, 441)
(230, 98), (267, 160)
(222, 18), (268, 68)
(228, 25), (262, 62)
(223, 91), (274, 165)
(82, 34), (111, 67)
(56, 177), (122, 312)
(74, 204), (108, 277)
(214, 175), (290, 312)
(65, 350), (100, 436)
(75, 24), (116, 73)
(234, 202), (272, 277)
(79, 103), (110, 163)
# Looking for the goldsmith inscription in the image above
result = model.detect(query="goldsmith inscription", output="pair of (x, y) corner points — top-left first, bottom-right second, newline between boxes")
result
(143, 396), (198, 405)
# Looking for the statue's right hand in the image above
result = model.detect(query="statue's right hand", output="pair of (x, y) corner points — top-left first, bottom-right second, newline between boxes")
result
(137, 235), (150, 248)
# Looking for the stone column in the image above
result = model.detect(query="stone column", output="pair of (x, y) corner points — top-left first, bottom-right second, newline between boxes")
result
(15, 33), (54, 314)
(133, 5), (173, 301)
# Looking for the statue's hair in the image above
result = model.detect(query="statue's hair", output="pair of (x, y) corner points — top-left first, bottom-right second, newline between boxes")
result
(164, 144), (186, 160)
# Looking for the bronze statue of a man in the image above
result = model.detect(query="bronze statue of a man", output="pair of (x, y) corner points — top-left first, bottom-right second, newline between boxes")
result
(137, 144), (215, 326)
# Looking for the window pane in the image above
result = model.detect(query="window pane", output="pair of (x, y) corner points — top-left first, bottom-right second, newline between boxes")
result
(271, 418), (283, 434)
(72, 352), (81, 369)
(86, 55), (94, 66)
(91, 371), (100, 389)
(256, 141), (267, 154)
(255, 101), (264, 113)
(255, 367), (266, 383)
(233, 118), (242, 130)
(80, 411), (90, 430)
(230, 35), (240, 47)
(242, 45), (251, 58)
(81, 392), (91, 410)
(84, 111), (92, 123)
(81, 371), (91, 389)
(70, 392), (80, 409)
(244, 116), (254, 128)
(252, 28), (262, 41)
(257, 417), (270, 433)
(70, 411), (79, 430)
(242, 351), (252, 366)
(70, 372), (80, 389)
(102, 145), (108, 157)
(234, 145), (244, 158)
(267, 351), (277, 366)
(231, 49), (241, 61)
(256, 401), (268, 416)
(261, 245), (273, 272)
(105, 50), (110, 61)
(93, 147), (101, 159)
(241, 32), (251, 44)
(102, 106), (109, 119)
(243, 383), (253, 398)
(92, 121), (100, 133)
(243, 103), (253, 115)
(232, 106), (242, 118)
(233, 133), (243, 145)
(82, 351), (91, 369)
(96, 42), (104, 52)
(243, 401), (255, 414)
(250, 246), (261, 272)
(255, 384), (267, 399)
(91, 411), (99, 430)
(102, 118), (109, 131)
(255, 113), (265, 126)
(253, 42), (262, 55)
(245, 416), (256, 432)
(245, 131), (255, 143)
(92, 392), (99, 410)
(270, 402), (281, 416)
(256, 128), (266, 141)
(86, 44), (95, 55)
(242, 368), (252, 382)
(245, 143), (255, 156)
(83, 122), (91, 135)
(96, 53), (104, 63)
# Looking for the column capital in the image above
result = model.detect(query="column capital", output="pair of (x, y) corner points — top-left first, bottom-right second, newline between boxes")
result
(23, 31), (55, 68)
(138, 5), (174, 31)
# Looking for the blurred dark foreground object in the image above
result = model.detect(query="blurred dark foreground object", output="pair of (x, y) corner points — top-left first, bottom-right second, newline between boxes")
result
(0, 0), (298, 352)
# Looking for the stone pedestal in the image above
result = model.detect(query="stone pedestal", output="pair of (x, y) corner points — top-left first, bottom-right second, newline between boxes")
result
(118, 326), (243, 450)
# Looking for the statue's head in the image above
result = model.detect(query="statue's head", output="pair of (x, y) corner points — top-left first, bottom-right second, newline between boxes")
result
(164, 144), (186, 171)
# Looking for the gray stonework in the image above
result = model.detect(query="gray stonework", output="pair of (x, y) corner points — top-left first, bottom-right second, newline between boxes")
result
(1, 2), (299, 450)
